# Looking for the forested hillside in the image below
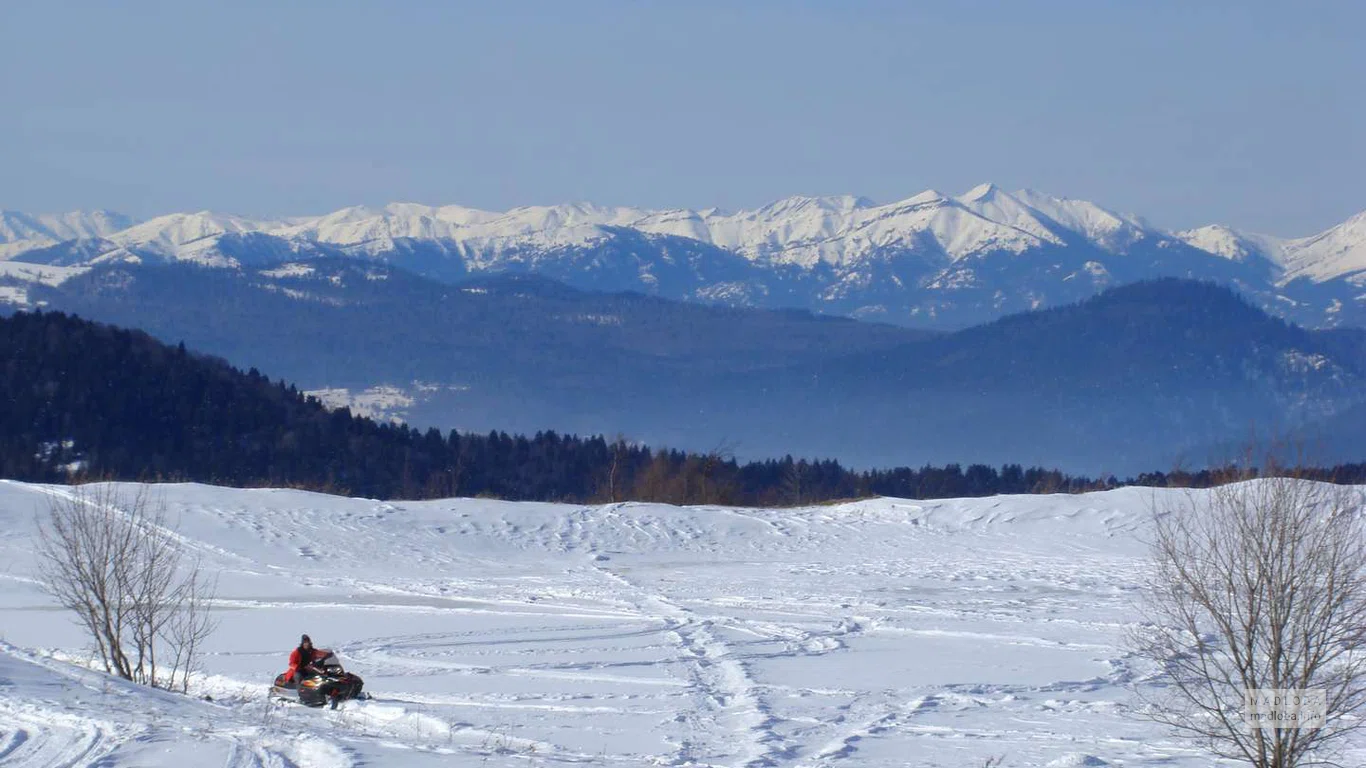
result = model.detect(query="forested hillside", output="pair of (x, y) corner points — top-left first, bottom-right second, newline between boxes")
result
(4, 311), (1363, 503)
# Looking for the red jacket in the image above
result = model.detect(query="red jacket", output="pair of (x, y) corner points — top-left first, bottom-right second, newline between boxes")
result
(286, 647), (323, 680)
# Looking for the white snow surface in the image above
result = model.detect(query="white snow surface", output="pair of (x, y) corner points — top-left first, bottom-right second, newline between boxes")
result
(1009, 190), (1149, 253)
(1176, 211), (1366, 284)
(1277, 211), (1366, 283)
(305, 385), (416, 423)
(1175, 224), (1283, 264)
(0, 210), (133, 260)
(4, 479), (1362, 767)
(7, 190), (1365, 282)
(0, 262), (88, 307)
(0, 210), (131, 246)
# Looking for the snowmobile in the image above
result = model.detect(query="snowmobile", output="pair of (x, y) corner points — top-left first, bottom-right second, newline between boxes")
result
(269, 650), (365, 709)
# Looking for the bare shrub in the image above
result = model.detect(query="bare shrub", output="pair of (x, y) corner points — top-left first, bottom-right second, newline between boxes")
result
(1130, 476), (1366, 767)
(36, 483), (217, 692)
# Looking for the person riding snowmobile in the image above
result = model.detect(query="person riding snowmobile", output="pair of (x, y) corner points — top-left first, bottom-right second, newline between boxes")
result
(286, 634), (324, 683)
(270, 634), (366, 707)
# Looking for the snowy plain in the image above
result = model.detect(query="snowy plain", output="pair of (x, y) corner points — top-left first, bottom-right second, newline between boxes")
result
(2, 480), (1363, 767)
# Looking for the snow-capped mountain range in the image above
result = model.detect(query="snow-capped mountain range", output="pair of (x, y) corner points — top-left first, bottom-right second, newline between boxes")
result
(0, 209), (133, 259)
(3, 185), (1364, 328)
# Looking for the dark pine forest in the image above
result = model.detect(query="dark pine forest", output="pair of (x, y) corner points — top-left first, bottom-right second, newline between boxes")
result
(3, 311), (1363, 504)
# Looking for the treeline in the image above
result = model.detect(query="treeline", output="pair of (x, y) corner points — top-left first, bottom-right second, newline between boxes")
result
(3, 310), (1364, 505)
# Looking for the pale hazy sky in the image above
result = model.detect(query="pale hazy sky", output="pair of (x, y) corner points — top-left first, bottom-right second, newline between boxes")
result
(3, 0), (1362, 235)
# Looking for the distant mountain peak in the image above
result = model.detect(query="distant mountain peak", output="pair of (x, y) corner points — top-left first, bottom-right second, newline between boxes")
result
(904, 189), (949, 205)
(959, 182), (1002, 202)
(0, 209), (139, 260)
(1279, 208), (1366, 283)
(755, 194), (872, 214)
(0, 209), (136, 242)
(1175, 224), (1280, 264)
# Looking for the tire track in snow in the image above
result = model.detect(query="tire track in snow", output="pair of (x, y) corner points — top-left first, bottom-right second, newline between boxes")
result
(589, 563), (795, 767)
(0, 702), (121, 768)
(801, 695), (939, 767)
(0, 727), (27, 761)
(224, 738), (298, 768)
(0, 642), (362, 768)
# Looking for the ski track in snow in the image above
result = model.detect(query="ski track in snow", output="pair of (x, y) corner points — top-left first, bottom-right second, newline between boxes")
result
(2, 480), (1365, 766)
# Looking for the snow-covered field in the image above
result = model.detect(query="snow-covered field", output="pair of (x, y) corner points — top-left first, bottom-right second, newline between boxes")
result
(0, 262), (86, 307)
(1, 480), (1362, 767)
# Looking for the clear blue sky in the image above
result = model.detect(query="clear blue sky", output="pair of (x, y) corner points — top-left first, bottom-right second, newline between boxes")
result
(2, 0), (1362, 235)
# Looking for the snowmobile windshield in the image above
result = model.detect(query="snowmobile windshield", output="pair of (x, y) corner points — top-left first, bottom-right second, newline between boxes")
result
(315, 652), (343, 670)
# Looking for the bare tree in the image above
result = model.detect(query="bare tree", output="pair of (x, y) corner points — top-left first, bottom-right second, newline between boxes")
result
(162, 565), (218, 693)
(595, 434), (630, 504)
(1130, 476), (1366, 767)
(36, 483), (218, 693)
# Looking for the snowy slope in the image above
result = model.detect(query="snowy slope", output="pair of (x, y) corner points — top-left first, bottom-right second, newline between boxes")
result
(1011, 189), (1150, 253)
(0, 210), (132, 245)
(0, 261), (87, 307)
(3, 479), (1362, 767)
(1279, 211), (1366, 283)
(1178, 212), (1366, 285)
(97, 211), (276, 266)
(0, 210), (134, 260)
(277, 202), (636, 264)
(1175, 224), (1285, 264)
